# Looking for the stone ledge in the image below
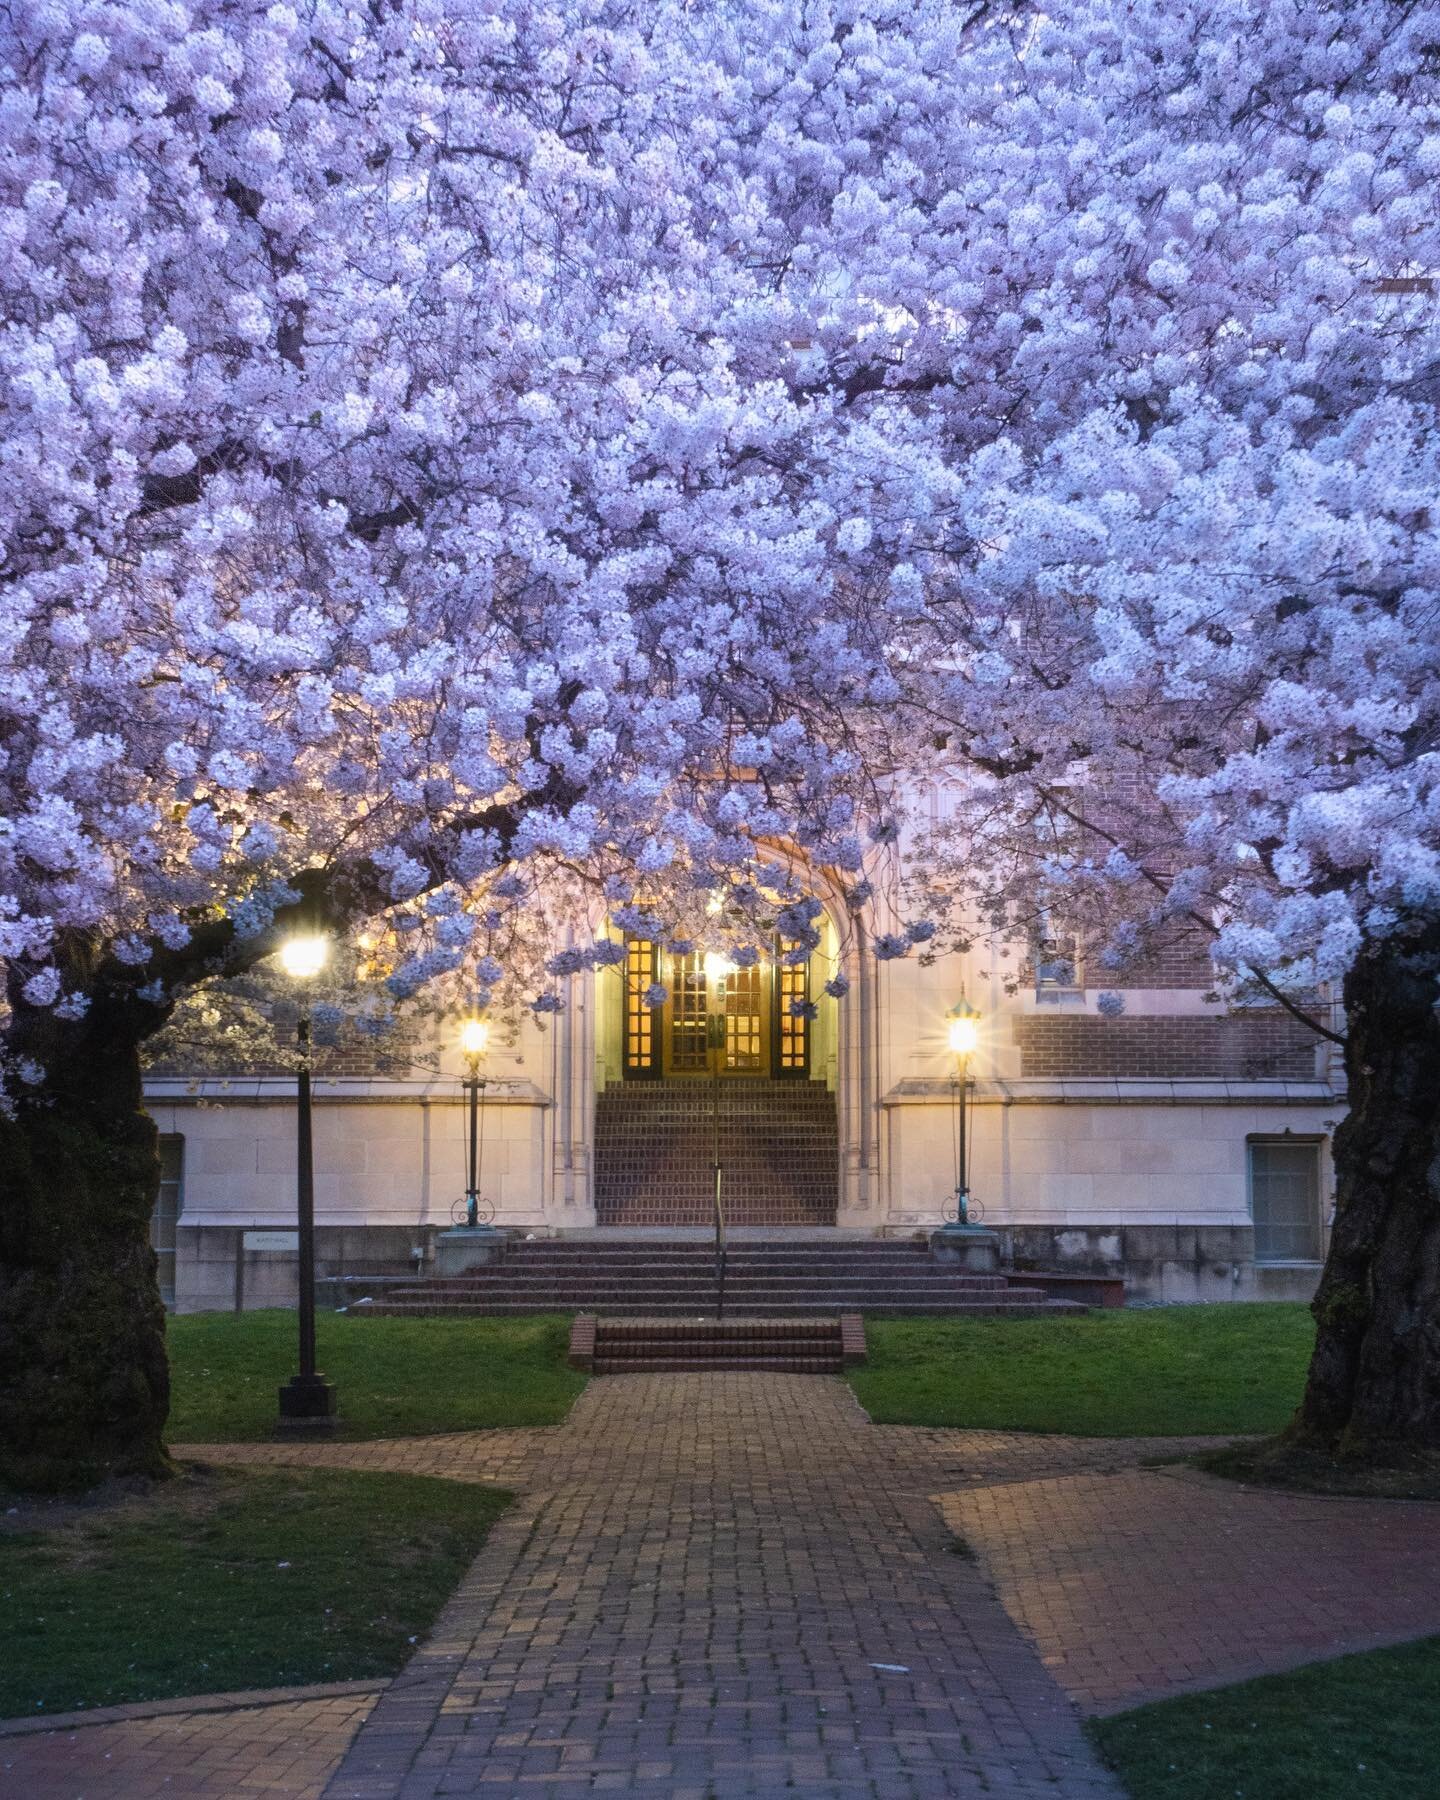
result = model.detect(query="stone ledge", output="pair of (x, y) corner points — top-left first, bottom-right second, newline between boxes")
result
(882, 1077), (1342, 1106)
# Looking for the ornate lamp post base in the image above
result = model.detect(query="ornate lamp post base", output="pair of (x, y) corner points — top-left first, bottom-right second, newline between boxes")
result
(276, 1371), (339, 1432)
(930, 1225), (1001, 1271)
(435, 1224), (506, 1275)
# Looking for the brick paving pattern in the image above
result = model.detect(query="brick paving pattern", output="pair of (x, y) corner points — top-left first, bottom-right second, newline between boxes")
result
(187, 1428), (539, 1488)
(940, 1466), (1440, 1715)
(0, 1688), (380, 1798)
(320, 1375), (1121, 1799)
(14, 1376), (1439, 1798)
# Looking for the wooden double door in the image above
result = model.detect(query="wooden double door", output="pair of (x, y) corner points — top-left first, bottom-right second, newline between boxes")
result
(623, 941), (809, 1079)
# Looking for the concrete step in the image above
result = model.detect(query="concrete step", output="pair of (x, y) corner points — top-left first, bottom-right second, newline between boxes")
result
(368, 1279), (1015, 1298)
(381, 1274), (1015, 1288)
(358, 1297), (1082, 1319)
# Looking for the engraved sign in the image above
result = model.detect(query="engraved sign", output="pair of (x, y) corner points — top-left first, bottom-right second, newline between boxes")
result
(243, 1230), (300, 1252)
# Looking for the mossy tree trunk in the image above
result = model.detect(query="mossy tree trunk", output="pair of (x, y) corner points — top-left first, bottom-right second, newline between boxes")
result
(0, 985), (172, 1492)
(1293, 920), (1440, 1462)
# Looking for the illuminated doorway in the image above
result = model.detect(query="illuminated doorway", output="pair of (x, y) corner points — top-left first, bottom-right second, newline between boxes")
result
(621, 941), (811, 1080)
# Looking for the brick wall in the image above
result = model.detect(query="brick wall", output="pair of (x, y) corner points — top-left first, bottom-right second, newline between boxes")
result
(1105, 925), (1214, 990)
(145, 1044), (436, 1079)
(1013, 1013), (1318, 1079)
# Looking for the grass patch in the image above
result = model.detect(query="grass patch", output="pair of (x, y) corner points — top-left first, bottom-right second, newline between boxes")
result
(0, 1465), (507, 1718)
(166, 1310), (585, 1443)
(848, 1305), (1313, 1437)
(1090, 1634), (1440, 1800)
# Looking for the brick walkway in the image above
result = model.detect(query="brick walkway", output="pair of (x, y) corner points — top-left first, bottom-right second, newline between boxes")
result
(11, 1374), (1439, 1798)
(299, 1377), (1128, 1798)
(0, 1686), (381, 1798)
(941, 1466), (1440, 1714)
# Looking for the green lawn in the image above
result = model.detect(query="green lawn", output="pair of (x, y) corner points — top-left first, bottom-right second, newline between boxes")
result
(0, 1466), (508, 1718)
(1091, 1635), (1440, 1800)
(847, 1304), (1313, 1437)
(166, 1310), (585, 1443)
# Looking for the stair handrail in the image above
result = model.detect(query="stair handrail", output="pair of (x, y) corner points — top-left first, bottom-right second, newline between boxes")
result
(708, 1021), (727, 1320)
(713, 1150), (726, 1321)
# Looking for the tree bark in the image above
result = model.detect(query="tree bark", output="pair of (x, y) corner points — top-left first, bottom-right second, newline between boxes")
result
(0, 993), (171, 1492)
(1293, 919), (1440, 1461)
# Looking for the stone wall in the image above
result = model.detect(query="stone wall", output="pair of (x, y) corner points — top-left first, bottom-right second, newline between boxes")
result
(173, 1223), (438, 1313)
(998, 1222), (1324, 1304)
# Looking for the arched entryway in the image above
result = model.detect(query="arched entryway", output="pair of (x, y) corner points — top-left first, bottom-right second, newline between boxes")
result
(593, 924), (842, 1226)
(619, 941), (814, 1081)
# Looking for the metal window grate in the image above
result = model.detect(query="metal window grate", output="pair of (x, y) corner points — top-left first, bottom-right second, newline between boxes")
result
(1249, 1140), (1323, 1263)
(152, 1134), (184, 1308)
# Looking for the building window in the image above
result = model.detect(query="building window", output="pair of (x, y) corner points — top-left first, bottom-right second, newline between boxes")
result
(152, 1135), (184, 1307)
(623, 937), (660, 1077)
(1248, 1139), (1324, 1263)
(1034, 910), (1083, 999)
(775, 940), (810, 1078)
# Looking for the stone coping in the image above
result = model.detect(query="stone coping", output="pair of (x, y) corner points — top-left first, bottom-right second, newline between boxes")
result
(144, 1076), (551, 1106)
(883, 1076), (1342, 1105)
(0, 1676), (389, 1739)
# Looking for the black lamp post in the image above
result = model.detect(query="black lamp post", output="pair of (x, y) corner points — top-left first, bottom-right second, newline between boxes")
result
(945, 994), (982, 1229)
(276, 933), (338, 1432)
(458, 1017), (491, 1227)
(703, 951), (734, 1320)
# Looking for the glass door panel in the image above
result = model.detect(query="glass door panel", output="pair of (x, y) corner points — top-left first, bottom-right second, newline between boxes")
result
(661, 953), (772, 1077)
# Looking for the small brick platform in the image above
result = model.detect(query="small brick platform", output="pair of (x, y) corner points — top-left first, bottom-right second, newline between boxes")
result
(567, 1313), (868, 1374)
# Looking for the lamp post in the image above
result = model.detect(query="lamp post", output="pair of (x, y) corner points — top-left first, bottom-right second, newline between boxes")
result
(459, 1016), (491, 1229)
(276, 932), (338, 1433)
(945, 996), (982, 1229)
(702, 951), (735, 1319)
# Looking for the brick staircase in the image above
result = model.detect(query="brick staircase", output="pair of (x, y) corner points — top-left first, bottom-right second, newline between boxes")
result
(593, 1078), (837, 1227)
(354, 1239), (1087, 1319)
(567, 1314), (869, 1374)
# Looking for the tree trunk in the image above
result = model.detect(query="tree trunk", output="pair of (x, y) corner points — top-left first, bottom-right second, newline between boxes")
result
(0, 994), (171, 1492)
(1293, 920), (1440, 1462)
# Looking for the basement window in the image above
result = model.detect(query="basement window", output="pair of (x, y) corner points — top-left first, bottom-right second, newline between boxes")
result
(1248, 1139), (1324, 1264)
(152, 1134), (185, 1308)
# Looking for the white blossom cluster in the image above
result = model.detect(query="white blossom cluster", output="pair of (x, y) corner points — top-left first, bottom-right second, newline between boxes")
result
(3, 0), (1435, 1093)
(0, 0), (903, 1086)
(731, 0), (1440, 988)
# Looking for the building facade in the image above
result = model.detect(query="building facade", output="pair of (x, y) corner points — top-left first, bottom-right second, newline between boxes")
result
(148, 827), (1343, 1313)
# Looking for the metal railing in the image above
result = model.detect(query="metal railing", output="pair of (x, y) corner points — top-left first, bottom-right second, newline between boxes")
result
(713, 1149), (727, 1320)
(709, 1020), (727, 1320)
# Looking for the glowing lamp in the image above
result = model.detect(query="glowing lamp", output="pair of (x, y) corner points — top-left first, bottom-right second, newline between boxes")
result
(279, 934), (329, 980)
(947, 1016), (979, 1056)
(946, 995), (981, 1058)
(459, 1017), (490, 1059)
(703, 951), (737, 983)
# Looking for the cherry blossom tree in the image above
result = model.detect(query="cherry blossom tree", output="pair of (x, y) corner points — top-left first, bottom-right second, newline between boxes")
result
(0, 0), (898, 1489)
(7, 0), (1436, 1490)
(730, 0), (1439, 1467)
